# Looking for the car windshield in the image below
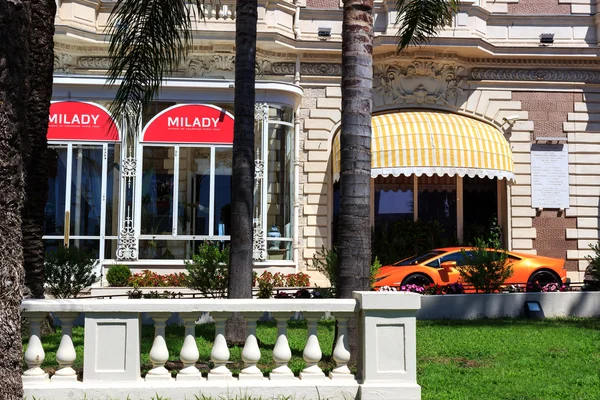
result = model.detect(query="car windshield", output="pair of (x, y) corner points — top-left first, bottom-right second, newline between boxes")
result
(393, 250), (445, 266)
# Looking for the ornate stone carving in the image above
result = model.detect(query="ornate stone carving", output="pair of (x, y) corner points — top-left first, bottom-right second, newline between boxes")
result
(272, 62), (295, 75)
(471, 68), (600, 83)
(54, 53), (73, 74)
(116, 208), (137, 261)
(186, 55), (235, 76)
(373, 61), (466, 107)
(252, 218), (267, 262)
(254, 102), (269, 121)
(78, 57), (112, 70)
(185, 55), (273, 76)
(301, 63), (342, 76)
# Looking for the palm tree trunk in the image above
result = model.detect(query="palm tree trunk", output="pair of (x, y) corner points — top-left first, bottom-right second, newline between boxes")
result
(229, 0), (257, 300)
(337, 0), (374, 298)
(226, 0), (258, 343)
(22, 0), (56, 299)
(0, 0), (30, 398)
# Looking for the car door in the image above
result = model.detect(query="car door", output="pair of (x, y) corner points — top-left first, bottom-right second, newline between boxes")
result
(427, 251), (465, 283)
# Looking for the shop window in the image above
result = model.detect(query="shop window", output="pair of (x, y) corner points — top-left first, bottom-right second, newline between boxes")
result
(463, 176), (498, 244)
(137, 103), (295, 263)
(43, 101), (122, 265)
(418, 175), (457, 243)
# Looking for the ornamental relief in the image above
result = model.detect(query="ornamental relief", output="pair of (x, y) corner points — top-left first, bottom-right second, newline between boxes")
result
(373, 61), (467, 108)
(54, 53), (74, 74)
(185, 55), (276, 77)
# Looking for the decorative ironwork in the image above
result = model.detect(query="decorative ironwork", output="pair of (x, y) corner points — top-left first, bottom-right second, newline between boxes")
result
(122, 148), (137, 189)
(301, 63), (342, 76)
(255, 159), (265, 181)
(471, 68), (600, 83)
(254, 103), (269, 121)
(252, 218), (267, 262)
(373, 61), (465, 107)
(116, 208), (137, 261)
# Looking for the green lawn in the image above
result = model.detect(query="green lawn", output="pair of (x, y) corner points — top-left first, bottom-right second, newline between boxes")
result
(27, 318), (600, 399)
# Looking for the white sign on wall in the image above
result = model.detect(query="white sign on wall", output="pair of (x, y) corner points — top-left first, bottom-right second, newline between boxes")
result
(531, 144), (570, 209)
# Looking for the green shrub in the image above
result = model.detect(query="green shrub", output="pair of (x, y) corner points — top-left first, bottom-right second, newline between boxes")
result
(457, 225), (513, 293)
(584, 242), (600, 290)
(311, 246), (381, 290)
(45, 245), (98, 298)
(105, 264), (131, 287)
(311, 245), (338, 289)
(184, 242), (229, 297)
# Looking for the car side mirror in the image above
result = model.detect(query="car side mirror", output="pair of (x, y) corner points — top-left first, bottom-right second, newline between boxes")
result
(440, 261), (457, 271)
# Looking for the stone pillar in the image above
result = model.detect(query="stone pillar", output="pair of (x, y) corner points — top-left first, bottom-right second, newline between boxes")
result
(354, 292), (421, 400)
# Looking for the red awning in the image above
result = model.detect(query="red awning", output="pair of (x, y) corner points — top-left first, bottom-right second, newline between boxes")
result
(142, 104), (234, 144)
(48, 101), (120, 142)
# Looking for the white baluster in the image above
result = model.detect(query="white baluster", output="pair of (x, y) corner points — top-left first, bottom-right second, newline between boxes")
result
(330, 314), (354, 380)
(300, 314), (325, 380)
(209, 5), (217, 20)
(239, 313), (263, 380)
(146, 313), (173, 381)
(270, 312), (294, 380)
(22, 312), (49, 383)
(52, 312), (79, 381)
(208, 313), (232, 380)
(219, 5), (228, 20)
(177, 314), (203, 381)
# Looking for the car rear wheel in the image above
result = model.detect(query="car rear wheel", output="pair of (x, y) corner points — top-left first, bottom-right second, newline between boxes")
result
(528, 270), (561, 286)
(401, 273), (432, 287)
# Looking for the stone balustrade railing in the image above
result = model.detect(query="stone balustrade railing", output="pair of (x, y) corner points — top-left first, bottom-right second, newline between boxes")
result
(21, 292), (421, 400)
(200, 3), (236, 21)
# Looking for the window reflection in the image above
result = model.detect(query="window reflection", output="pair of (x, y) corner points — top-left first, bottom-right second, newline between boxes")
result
(214, 148), (232, 236)
(45, 147), (67, 235)
(418, 175), (457, 242)
(141, 146), (174, 235)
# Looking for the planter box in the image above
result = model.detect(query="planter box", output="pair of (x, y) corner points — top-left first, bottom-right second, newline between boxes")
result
(418, 291), (600, 319)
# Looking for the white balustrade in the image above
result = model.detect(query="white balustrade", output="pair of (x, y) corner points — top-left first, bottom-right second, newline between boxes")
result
(177, 313), (203, 381)
(22, 312), (49, 383)
(270, 312), (294, 380)
(239, 313), (264, 380)
(330, 314), (353, 380)
(201, 3), (236, 20)
(146, 312), (172, 381)
(300, 313), (325, 380)
(21, 294), (421, 400)
(208, 312), (232, 380)
(52, 312), (78, 381)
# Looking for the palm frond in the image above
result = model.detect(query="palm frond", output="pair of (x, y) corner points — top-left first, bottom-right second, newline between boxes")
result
(105, 0), (204, 139)
(395, 0), (459, 50)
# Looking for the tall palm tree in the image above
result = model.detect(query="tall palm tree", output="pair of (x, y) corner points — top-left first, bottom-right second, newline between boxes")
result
(0, 1), (30, 398)
(22, 0), (56, 299)
(107, 0), (257, 299)
(337, 0), (459, 297)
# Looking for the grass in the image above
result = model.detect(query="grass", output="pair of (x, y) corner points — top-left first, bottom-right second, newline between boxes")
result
(417, 318), (600, 400)
(26, 318), (600, 399)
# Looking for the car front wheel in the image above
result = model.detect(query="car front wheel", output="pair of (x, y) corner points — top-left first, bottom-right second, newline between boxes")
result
(528, 270), (561, 287)
(401, 273), (432, 287)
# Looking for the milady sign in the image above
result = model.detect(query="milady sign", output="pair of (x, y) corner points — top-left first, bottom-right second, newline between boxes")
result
(142, 104), (234, 144)
(47, 101), (119, 141)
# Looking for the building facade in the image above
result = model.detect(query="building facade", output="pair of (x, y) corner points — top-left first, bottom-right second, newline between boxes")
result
(49, 0), (600, 284)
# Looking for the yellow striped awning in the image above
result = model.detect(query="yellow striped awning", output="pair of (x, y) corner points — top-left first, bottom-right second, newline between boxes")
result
(332, 110), (514, 183)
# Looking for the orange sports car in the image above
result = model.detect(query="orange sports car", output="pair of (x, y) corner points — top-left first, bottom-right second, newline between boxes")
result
(374, 247), (567, 290)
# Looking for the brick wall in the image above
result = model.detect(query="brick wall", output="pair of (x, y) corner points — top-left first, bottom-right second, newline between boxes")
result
(306, 0), (339, 8)
(508, 0), (570, 14)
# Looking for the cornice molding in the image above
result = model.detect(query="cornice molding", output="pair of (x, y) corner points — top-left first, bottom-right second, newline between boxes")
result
(471, 68), (600, 83)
